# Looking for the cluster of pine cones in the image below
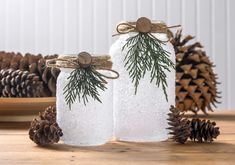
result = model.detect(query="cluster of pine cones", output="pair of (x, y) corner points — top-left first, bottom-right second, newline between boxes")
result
(167, 105), (220, 144)
(29, 105), (63, 146)
(0, 51), (60, 97)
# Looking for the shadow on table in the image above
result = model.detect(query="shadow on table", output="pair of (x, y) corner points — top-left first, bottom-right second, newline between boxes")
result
(185, 113), (235, 121)
(40, 140), (235, 155)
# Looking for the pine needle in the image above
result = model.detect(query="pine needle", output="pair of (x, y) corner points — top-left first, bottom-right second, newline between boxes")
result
(122, 33), (175, 101)
(63, 66), (107, 109)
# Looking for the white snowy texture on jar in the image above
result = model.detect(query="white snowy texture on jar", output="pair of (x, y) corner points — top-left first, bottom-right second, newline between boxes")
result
(110, 33), (175, 142)
(56, 67), (113, 146)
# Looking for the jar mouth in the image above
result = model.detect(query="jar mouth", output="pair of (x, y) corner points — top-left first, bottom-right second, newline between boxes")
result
(60, 68), (74, 73)
(120, 32), (168, 41)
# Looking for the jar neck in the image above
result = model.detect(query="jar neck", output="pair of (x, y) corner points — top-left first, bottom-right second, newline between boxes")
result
(60, 68), (74, 73)
(119, 33), (169, 42)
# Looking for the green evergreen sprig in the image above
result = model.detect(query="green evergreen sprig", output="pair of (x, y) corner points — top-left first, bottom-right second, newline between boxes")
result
(122, 33), (175, 101)
(63, 66), (107, 109)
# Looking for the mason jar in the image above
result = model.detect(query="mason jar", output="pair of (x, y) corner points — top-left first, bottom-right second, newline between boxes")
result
(110, 33), (175, 142)
(56, 57), (113, 146)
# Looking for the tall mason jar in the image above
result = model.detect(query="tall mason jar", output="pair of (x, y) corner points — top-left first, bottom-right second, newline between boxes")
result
(110, 33), (175, 142)
(56, 62), (113, 146)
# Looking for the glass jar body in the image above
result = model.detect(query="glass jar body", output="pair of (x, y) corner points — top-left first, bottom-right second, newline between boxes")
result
(110, 33), (175, 142)
(57, 68), (113, 146)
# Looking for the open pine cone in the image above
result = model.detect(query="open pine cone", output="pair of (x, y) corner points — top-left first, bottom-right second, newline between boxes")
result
(29, 119), (63, 146)
(170, 30), (221, 114)
(0, 51), (60, 97)
(0, 69), (43, 97)
(190, 118), (220, 142)
(29, 105), (63, 146)
(167, 106), (220, 144)
(167, 105), (191, 144)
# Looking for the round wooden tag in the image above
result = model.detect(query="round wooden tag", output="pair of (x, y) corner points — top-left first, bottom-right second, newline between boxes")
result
(77, 52), (92, 68)
(136, 17), (152, 33)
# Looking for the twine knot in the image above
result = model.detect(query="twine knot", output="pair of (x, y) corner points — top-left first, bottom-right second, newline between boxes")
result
(46, 52), (119, 80)
(113, 17), (181, 40)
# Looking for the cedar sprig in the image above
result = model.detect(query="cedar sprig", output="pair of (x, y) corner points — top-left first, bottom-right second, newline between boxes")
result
(63, 66), (107, 109)
(122, 33), (175, 101)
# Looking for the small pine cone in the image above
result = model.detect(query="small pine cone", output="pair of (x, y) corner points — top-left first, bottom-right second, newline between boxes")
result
(190, 118), (220, 142)
(29, 105), (62, 146)
(48, 77), (57, 96)
(51, 67), (60, 79)
(42, 67), (51, 84)
(10, 53), (23, 70)
(19, 56), (29, 70)
(39, 105), (56, 123)
(29, 63), (38, 74)
(0, 69), (43, 97)
(37, 58), (45, 75)
(40, 55), (60, 97)
(25, 53), (38, 65)
(29, 119), (63, 146)
(167, 105), (191, 144)
(1, 58), (11, 69)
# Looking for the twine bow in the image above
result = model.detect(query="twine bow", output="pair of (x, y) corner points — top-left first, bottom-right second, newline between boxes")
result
(46, 52), (119, 81)
(113, 17), (180, 42)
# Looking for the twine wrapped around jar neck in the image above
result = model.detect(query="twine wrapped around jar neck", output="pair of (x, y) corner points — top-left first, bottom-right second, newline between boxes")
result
(113, 17), (181, 40)
(46, 52), (119, 79)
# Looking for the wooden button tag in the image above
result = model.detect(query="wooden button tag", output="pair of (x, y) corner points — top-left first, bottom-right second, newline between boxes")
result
(136, 17), (152, 33)
(77, 52), (92, 68)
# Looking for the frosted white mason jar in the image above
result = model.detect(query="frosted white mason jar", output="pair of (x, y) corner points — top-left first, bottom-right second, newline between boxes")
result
(110, 33), (175, 142)
(56, 65), (113, 146)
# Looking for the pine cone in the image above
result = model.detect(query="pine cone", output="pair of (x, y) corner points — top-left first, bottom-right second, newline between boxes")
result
(190, 118), (220, 142)
(29, 105), (63, 146)
(0, 51), (60, 96)
(167, 106), (220, 144)
(10, 53), (23, 70)
(0, 52), (15, 69)
(29, 119), (63, 146)
(167, 105), (191, 144)
(0, 69), (43, 97)
(28, 54), (60, 97)
(39, 105), (56, 122)
(170, 29), (221, 114)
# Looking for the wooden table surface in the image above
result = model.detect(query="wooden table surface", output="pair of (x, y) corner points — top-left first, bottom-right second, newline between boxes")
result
(0, 111), (235, 165)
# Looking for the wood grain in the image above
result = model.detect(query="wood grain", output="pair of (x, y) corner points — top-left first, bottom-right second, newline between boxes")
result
(0, 111), (234, 165)
(0, 97), (56, 115)
(0, 97), (56, 111)
(0, 97), (56, 112)
(0, 97), (56, 122)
